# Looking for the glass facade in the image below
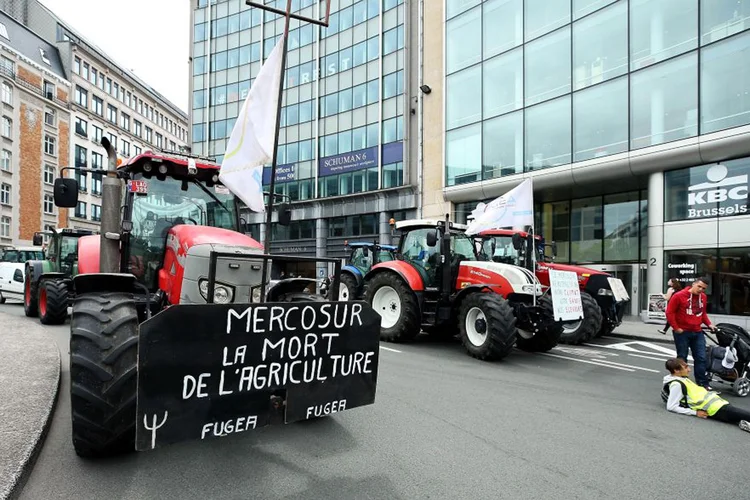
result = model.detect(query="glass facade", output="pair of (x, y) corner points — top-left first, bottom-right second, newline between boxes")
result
(191, 0), (406, 203)
(444, 0), (750, 186)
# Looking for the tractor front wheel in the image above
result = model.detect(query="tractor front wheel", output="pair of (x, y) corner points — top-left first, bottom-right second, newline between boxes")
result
(365, 272), (420, 342)
(516, 295), (563, 353)
(38, 280), (69, 325)
(70, 292), (139, 458)
(559, 292), (602, 345)
(459, 293), (517, 361)
(24, 269), (38, 317)
(339, 273), (359, 301)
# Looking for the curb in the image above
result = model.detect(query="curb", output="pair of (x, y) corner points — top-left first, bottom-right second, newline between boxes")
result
(5, 355), (60, 500)
(603, 331), (675, 346)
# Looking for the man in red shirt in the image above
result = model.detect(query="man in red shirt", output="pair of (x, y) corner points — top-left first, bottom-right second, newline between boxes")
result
(666, 277), (716, 390)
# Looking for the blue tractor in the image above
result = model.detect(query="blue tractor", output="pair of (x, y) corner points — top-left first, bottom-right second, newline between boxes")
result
(338, 241), (397, 301)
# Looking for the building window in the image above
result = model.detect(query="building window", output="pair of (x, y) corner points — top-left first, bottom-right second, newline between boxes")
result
(483, 110), (523, 180)
(121, 140), (130, 157)
(107, 104), (117, 124)
(75, 144), (87, 169)
(44, 108), (55, 126)
(74, 116), (87, 136)
(0, 216), (9, 237)
(0, 183), (9, 204)
(145, 127), (152, 143)
(525, 94), (571, 171)
(75, 201), (87, 219)
(91, 151), (103, 170)
(134, 120), (142, 137)
(73, 57), (80, 74)
(92, 95), (103, 116)
(43, 194), (54, 214)
(91, 204), (101, 222)
(133, 145), (141, 156)
(92, 170), (102, 195)
(120, 112), (130, 131)
(631, 53), (698, 149)
(573, 76), (628, 162)
(44, 80), (55, 99)
(44, 135), (56, 156)
(482, 47), (523, 119)
(105, 78), (111, 94)
(1, 82), (11, 104)
(106, 133), (117, 149)
(92, 125), (103, 143)
(1, 149), (10, 171)
(572, 1), (627, 91)
(525, 26), (571, 106)
(44, 164), (55, 184)
(446, 6), (481, 74)
(630, 0), (698, 71)
(89, 67), (97, 85)
(701, 0), (750, 45)
(603, 192), (641, 262)
(570, 197), (604, 263)
(82, 62), (89, 80)
(2, 116), (11, 138)
(446, 123), (481, 186)
(701, 31), (750, 135)
(75, 86), (88, 107)
(525, 0), (570, 41)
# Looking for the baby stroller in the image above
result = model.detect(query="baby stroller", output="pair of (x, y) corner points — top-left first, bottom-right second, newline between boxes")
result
(704, 323), (750, 397)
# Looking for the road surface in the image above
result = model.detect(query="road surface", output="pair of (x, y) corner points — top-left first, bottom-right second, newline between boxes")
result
(3, 300), (748, 500)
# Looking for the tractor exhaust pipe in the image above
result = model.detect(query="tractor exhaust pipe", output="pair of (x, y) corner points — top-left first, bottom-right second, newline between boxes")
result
(99, 137), (122, 274)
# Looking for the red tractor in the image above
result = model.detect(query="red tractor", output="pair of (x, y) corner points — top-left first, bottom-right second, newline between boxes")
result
(362, 217), (563, 361)
(51, 139), (381, 458)
(476, 229), (628, 344)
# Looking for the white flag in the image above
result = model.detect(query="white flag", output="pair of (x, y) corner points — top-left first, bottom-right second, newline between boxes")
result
(465, 178), (534, 235)
(219, 36), (285, 213)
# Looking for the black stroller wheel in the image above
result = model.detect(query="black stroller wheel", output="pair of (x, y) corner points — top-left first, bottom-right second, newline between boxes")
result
(734, 378), (750, 397)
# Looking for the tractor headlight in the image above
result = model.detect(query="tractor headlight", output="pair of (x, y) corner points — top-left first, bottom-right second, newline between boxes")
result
(598, 288), (614, 296)
(251, 286), (261, 303)
(198, 279), (235, 304)
(522, 284), (539, 294)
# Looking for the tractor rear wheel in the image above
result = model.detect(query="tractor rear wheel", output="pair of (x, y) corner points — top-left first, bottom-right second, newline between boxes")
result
(70, 292), (138, 458)
(38, 280), (69, 325)
(459, 293), (517, 361)
(365, 272), (420, 342)
(516, 296), (563, 353)
(559, 292), (602, 345)
(24, 268), (38, 317)
(339, 273), (359, 301)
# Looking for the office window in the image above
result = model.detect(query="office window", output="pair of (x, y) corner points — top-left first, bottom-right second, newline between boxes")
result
(701, 0), (750, 45)
(631, 53), (698, 149)
(571, 197), (603, 263)
(447, 66), (481, 130)
(92, 204), (101, 222)
(1, 82), (11, 104)
(156, 133), (163, 148)
(44, 135), (56, 155)
(525, 27), (571, 106)
(446, 123), (481, 186)
(44, 108), (55, 126)
(0, 216), (9, 237)
(446, 6), (481, 73)
(483, 110), (523, 179)
(630, 0), (698, 70)
(0, 149), (9, 171)
(525, 0), (570, 41)
(603, 192), (641, 262)
(701, 31), (750, 134)
(75, 86), (88, 107)
(134, 120), (142, 137)
(525, 95), (571, 170)
(121, 140), (130, 157)
(82, 62), (89, 80)
(2, 116), (10, 138)
(573, 0), (617, 20)
(75, 201), (87, 219)
(120, 113), (130, 131)
(92, 125), (103, 143)
(107, 104), (117, 124)
(483, 47), (523, 118)
(106, 133), (117, 149)
(43, 194), (54, 214)
(572, 1), (627, 90)
(0, 183), (9, 204)
(73, 57), (80, 74)
(44, 164), (55, 184)
(484, 0), (522, 58)
(145, 127), (152, 143)
(92, 96), (103, 115)
(75, 117), (87, 136)
(573, 77), (628, 162)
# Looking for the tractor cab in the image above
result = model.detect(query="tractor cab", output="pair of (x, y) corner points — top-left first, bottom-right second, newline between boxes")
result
(337, 241), (397, 300)
(476, 229), (557, 272)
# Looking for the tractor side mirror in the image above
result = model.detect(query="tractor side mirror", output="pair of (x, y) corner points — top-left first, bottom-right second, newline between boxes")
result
(426, 230), (437, 247)
(32, 232), (44, 246)
(511, 233), (523, 251)
(53, 178), (79, 208)
(278, 203), (292, 226)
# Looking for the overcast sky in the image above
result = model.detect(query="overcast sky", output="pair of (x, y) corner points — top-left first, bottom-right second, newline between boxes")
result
(39, 0), (190, 112)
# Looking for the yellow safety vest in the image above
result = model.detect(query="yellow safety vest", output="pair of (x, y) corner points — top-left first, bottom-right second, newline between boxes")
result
(670, 378), (728, 416)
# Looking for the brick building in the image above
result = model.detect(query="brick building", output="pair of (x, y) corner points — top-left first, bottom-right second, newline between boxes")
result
(0, 10), (69, 246)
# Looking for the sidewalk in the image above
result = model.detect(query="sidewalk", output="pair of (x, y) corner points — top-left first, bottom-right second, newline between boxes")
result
(0, 311), (60, 500)
(604, 318), (675, 345)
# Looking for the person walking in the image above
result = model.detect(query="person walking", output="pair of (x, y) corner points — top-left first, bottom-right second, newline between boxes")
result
(665, 277), (716, 390)
(658, 278), (683, 334)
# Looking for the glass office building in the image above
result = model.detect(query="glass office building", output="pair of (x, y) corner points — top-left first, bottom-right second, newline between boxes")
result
(431, 0), (750, 322)
(189, 0), (417, 278)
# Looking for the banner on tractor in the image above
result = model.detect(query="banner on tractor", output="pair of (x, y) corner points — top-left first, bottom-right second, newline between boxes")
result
(135, 301), (381, 451)
(466, 179), (534, 235)
(548, 270), (584, 322)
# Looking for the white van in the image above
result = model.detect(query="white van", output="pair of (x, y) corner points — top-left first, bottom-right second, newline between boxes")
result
(0, 246), (45, 303)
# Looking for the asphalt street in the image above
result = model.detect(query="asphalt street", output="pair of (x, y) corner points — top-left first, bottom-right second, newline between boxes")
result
(3, 300), (750, 500)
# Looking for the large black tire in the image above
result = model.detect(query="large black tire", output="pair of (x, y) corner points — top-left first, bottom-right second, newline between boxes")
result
(365, 272), (420, 342)
(339, 273), (359, 301)
(516, 296), (563, 353)
(458, 293), (517, 361)
(38, 280), (69, 325)
(595, 318), (617, 338)
(0, 293), (5, 304)
(24, 268), (38, 317)
(559, 292), (603, 345)
(70, 292), (139, 458)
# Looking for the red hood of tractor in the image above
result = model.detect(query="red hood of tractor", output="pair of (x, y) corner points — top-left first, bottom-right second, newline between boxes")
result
(168, 225), (263, 251)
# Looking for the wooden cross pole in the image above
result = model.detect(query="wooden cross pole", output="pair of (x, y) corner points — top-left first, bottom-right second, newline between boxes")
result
(245, 0), (330, 290)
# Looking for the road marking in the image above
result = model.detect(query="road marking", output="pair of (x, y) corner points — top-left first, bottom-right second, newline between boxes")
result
(627, 353), (694, 366)
(379, 345), (402, 353)
(587, 358), (660, 373)
(540, 352), (635, 372)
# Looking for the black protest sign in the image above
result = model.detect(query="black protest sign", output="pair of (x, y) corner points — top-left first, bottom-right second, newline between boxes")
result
(135, 301), (380, 451)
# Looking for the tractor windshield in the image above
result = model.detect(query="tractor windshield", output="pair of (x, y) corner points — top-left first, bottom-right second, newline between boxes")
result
(479, 235), (544, 268)
(127, 174), (238, 290)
